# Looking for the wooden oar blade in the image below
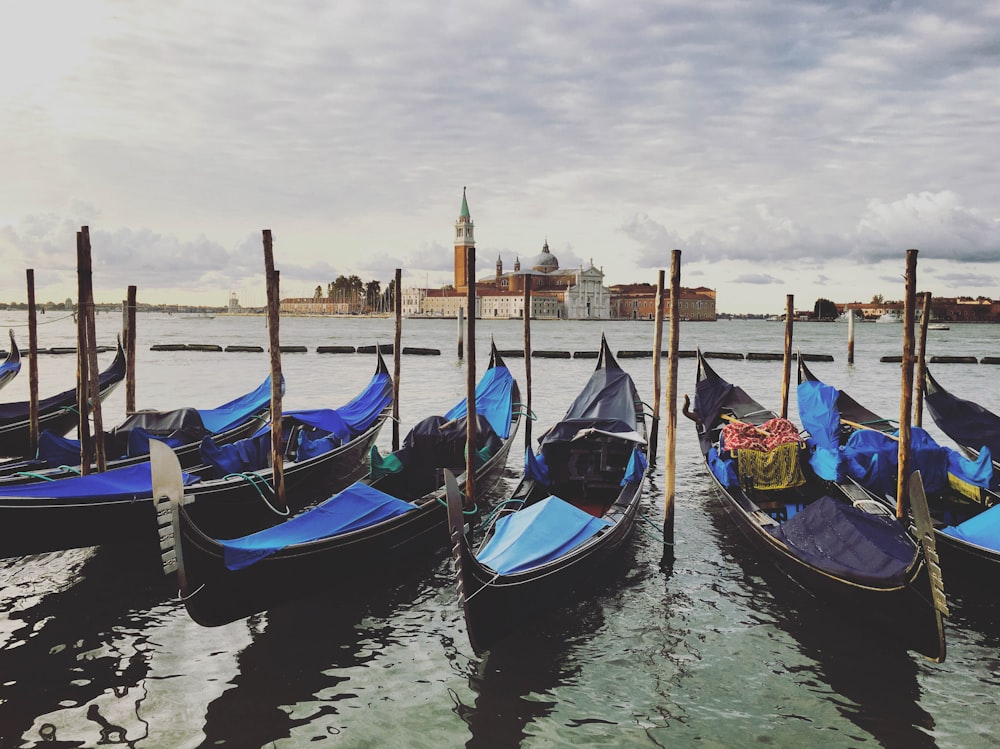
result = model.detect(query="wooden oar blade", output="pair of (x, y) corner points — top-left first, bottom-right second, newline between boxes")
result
(908, 469), (950, 618)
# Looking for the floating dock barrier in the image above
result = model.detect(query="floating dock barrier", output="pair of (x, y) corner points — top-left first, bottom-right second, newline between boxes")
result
(225, 345), (264, 353)
(278, 345), (308, 353)
(401, 347), (441, 355)
(573, 351), (599, 359)
(982, 356), (1000, 365)
(532, 350), (571, 358)
(356, 344), (394, 354)
(617, 350), (653, 358)
(929, 355), (977, 364)
(704, 351), (744, 360)
(496, 349), (524, 358)
(316, 345), (356, 354)
(880, 355), (903, 363)
(745, 352), (782, 361)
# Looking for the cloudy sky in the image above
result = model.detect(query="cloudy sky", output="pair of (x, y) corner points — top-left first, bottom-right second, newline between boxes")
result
(2, 0), (998, 314)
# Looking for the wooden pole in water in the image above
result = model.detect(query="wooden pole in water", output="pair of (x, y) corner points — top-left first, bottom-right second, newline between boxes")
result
(523, 272), (533, 450)
(780, 294), (794, 419)
(464, 246), (477, 509)
(457, 306), (464, 359)
(392, 268), (402, 451)
(81, 228), (107, 472)
(847, 307), (855, 365)
(649, 269), (665, 465)
(896, 249), (918, 520)
(262, 230), (286, 510)
(124, 285), (137, 415)
(75, 230), (93, 474)
(663, 251), (681, 564)
(25, 270), (40, 456)
(914, 291), (931, 428)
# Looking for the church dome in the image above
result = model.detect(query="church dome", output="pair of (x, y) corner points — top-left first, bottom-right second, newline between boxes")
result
(531, 241), (559, 272)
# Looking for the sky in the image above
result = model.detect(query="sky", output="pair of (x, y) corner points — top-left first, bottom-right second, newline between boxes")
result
(1, 0), (998, 315)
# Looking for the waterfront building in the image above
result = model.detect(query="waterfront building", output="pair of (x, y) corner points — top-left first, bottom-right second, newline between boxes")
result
(609, 283), (717, 321)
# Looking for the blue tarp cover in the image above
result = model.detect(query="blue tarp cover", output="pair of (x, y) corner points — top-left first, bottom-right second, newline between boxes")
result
(941, 503), (1000, 551)
(621, 446), (648, 485)
(337, 369), (394, 433)
(197, 376), (275, 434)
(844, 426), (992, 497)
(475, 495), (612, 575)
(708, 446), (738, 487)
(444, 365), (514, 439)
(0, 462), (201, 501)
(525, 447), (550, 485)
(768, 495), (916, 585)
(220, 481), (415, 570)
(797, 379), (843, 481)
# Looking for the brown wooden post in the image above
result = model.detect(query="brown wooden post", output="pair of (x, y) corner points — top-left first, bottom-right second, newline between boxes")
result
(649, 270), (665, 464)
(457, 306), (464, 359)
(263, 230), (286, 509)
(125, 285), (137, 415)
(81, 227), (107, 471)
(896, 249), (919, 519)
(780, 294), (794, 419)
(523, 272), (533, 450)
(663, 251), (681, 563)
(392, 268), (402, 451)
(26, 270), (40, 456)
(847, 307), (855, 365)
(914, 292), (931, 428)
(75, 230), (93, 474)
(464, 246), (477, 508)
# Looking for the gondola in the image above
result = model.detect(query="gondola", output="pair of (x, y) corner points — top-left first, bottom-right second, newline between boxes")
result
(154, 344), (521, 627)
(694, 351), (946, 662)
(0, 374), (275, 484)
(0, 330), (21, 391)
(923, 368), (1000, 485)
(0, 339), (126, 459)
(448, 335), (648, 654)
(798, 358), (1000, 594)
(0, 351), (392, 559)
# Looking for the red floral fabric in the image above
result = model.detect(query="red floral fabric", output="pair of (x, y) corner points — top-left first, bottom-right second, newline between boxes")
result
(721, 417), (801, 451)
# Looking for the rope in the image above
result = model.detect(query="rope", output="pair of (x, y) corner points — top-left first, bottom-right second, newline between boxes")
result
(434, 494), (479, 516)
(220, 472), (290, 516)
(474, 498), (525, 531)
(14, 471), (58, 481)
(178, 583), (206, 602)
(463, 571), (501, 602)
(636, 509), (669, 544)
(6, 311), (77, 326)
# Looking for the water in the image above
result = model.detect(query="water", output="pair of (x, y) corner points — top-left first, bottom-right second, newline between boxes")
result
(1, 311), (999, 748)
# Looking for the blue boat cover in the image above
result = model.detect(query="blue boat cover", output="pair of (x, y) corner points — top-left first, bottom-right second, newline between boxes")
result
(337, 368), (394, 433)
(197, 375), (275, 434)
(524, 447), (550, 485)
(844, 426), (992, 497)
(475, 495), (612, 575)
(220, 481), (416, 570)
(444, 365), (514, 439)
(621, 446), (648, 485)
(797, 379), (843, 481)
(200, 432), (272, 476)
(707, 446), (738, 486)
(0, 462), (201, 501)
(36, 376), (274, 464)
(941, 503), (1000, 551)
(768, 495), (916, 585)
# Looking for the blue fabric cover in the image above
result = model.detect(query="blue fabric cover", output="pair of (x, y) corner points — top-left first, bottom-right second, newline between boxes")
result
(708, 446), (738, 487)
(525, 447), (550, 485)
(221, 481), (415, 570)
(844, 426), (992, 497)
(797, 379), (843, 481)
(197, 376), (275, 434)
(336, 370), (394, 433)
(444, 365), (514, 439)
(768, 495), (916, 585)
(37, 430), (89, 467)
(125, 428), (185, 457)
(281, 409), (351, 443)
(475, 495), (612, 575)
(941, 503), (1000, 551)
(621, 446), (648, 485)
(200, 433), (272, 477)
(0, 461), (200, 501)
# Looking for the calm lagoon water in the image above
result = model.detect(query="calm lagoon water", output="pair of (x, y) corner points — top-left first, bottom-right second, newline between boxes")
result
(0, 310), (998, 748)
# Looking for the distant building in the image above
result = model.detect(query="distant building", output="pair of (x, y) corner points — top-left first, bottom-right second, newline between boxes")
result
(609, 284), (717, 321)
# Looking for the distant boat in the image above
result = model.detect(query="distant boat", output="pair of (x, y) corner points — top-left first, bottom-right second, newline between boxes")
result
(876, 311), (903, 323)
(836, 311), (856, 323)
(928, 323), (950, 331)
(180, 314), (216, 320)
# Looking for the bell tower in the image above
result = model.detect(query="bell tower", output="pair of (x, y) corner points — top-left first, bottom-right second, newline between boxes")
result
(454, 187), (475, 291)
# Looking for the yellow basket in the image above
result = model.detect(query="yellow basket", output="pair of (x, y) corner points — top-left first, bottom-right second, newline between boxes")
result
(735, 442), (805, 491)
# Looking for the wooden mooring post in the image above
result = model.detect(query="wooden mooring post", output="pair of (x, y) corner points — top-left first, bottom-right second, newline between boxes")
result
(393, 268), (402, 451)
(663, 251), (681, 565)
(25, 270), (40, 456)
(896, 249), (918, 520)
(263, 229), (286, 510)
(780, 294), (793, 419)
(649, 270), (665, 464)
(464, 246), (477, 508)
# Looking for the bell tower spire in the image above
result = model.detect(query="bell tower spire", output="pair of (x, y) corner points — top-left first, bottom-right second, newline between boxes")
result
(454, 186), (475, 291)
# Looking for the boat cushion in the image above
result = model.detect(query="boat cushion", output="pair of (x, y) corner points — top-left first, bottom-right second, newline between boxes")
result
(220, 481), (415, 570)
(475, 495), (612, 575)
(767, 495), (916, 585)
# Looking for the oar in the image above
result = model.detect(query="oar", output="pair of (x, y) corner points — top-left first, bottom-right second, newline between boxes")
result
(840, 417), (899, 440)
